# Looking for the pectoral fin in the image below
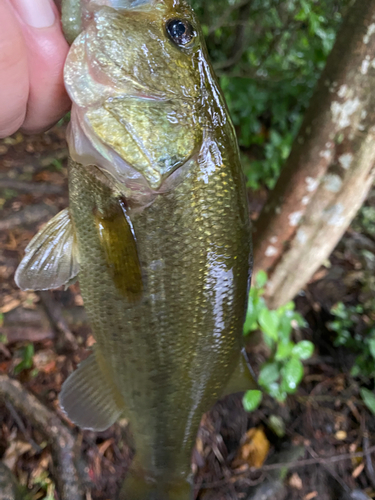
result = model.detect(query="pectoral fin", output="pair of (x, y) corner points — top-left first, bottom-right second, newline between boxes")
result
(221, 350), (256, 398)
(95, 199), (143, 303)
(15, 209), (79, 291)
(59, 352), (122, 431)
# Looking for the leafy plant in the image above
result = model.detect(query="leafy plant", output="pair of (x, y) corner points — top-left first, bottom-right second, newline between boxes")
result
(14, 343), (34, 375)
(327, 302), (375, 415)
(353, 205), (375, 239)
(243, 271), (313, 411)
(191, 0), (351, 189)
(32, 471), (56, 500)
(327, 302), (375, 378)
(360, 388), (375, 417)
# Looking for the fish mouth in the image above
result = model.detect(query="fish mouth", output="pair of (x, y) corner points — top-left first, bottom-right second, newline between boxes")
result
(110, 0), (153, 7)
(87, 0), (159, 10)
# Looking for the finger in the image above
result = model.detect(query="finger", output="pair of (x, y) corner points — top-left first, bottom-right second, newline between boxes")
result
(0, 1), (29, 138)
(10, 0), (71, 134)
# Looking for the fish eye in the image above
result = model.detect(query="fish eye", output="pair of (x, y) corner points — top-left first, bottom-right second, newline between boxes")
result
(166, 19), (196, 47)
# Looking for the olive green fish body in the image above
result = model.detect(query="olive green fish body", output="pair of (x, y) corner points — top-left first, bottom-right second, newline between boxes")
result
(68, 132), (250, 478)
(16, 1), (252, 497)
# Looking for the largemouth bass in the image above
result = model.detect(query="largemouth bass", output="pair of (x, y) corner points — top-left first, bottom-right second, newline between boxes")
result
(15, 0), (252, 498)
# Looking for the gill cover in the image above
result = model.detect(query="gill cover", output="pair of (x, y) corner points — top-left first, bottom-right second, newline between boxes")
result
(64, 1), (203, 191)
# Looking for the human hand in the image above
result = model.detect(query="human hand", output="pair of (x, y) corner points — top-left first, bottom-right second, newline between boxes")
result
(0, 0), (71, 138)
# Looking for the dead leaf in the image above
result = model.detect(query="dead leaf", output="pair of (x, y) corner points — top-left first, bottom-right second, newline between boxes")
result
(352, 462), (365, 478)
(74, 294), (84, 306)
(30, 453), (51, 481)
(1, 297), (21, 314)
(304, 493), (318, 500)
(195, 436), (204, 456)
(86, 335), (96, 347)
(33, 349), (57, 373)
(98, 439), (114, 457)
(335, 430), (347, 440)
(233, 427), (270, 469)
(0, 361), (11, 373)
(3, 440), (33, 470)
(289, 472), (303, 490)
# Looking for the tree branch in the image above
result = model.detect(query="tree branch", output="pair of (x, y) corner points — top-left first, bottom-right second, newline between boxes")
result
(0, 376), (83, 500)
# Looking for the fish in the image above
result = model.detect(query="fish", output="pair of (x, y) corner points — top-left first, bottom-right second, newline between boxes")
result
(15, 0), (253, 498)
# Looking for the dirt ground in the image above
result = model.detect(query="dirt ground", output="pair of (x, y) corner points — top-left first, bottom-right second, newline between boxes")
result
(1, 123), (375, 500)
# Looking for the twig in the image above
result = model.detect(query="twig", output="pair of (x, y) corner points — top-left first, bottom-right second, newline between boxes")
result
(208, 0), (253, 35)
(0, 462), (22, 499)
(0, 375), (83, 500)
(0, 204), (57, 231)
(0, 179), (65, 195)
(363, 417), (375, 489)
(306, 444), (351, 494)
(5, 400), (42, 453)
(252, 446), (375, 472)
(200, 446), (375, 490)
(38, 291), (78, 352)
(214, 0), (253, 70)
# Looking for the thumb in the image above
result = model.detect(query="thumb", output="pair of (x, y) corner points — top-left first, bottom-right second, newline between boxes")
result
(10, 0), (71, 133)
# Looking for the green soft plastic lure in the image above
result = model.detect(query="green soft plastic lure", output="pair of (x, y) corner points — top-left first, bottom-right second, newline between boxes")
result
(15, 1), (252, 498)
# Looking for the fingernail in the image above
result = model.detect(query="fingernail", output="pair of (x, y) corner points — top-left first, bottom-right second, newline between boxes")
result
(13, 0), (56, 28)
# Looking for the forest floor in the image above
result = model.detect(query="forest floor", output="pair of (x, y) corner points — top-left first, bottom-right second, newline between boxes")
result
(1, 123), (375, 500)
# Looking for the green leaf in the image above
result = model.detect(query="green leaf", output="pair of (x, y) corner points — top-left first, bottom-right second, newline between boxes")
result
(282, 358), (304, 393)
(259, 362), (280, 389)
(243, 294), (263, 334)
(275, 341), (294, 361)
(268, 415), (286, 437)
(255, 270), (268, 289)
(14, 343), (34, 375)
(278, 315), (293, 343)
(360, 388), (375, 416)
(243, 390), (263, 412)
(259, 309), (279, 341)
(369, 339), (375, 359)
(292, 341), (314, 360)
(267, 382), (287, 402)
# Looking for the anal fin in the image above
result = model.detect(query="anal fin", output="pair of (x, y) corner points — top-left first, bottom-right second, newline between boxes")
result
(221, 349), (257, 398)
(59, 352), (122, 431)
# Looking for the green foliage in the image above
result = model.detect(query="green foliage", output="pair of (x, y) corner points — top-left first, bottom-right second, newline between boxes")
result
(191, 0), (350, 188)
(327, 302), (375, 378)
(32, 470), (56, 500)
(360, 388), (375, 417)
(51, 158), (63, 171)
(353, 205), (375, 239)
(327, 302), (375, 415)
(242, 271), (312, 410)
(243, 390), (262, 412)
(14, 343), (34, 375)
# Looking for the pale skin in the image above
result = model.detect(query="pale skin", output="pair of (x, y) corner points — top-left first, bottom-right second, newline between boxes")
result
(0, 0), (71, 138)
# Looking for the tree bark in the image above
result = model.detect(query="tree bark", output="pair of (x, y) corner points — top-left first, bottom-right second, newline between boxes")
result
(252, 0), (375, 308)
(0, 463), (25, 500)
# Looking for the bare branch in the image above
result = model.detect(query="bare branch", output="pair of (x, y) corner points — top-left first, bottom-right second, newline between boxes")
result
(0, 376), (83, 500)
